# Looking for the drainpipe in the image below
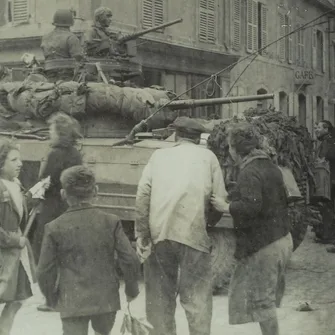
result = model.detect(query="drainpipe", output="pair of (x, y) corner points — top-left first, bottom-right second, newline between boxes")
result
(327, 16), (332, 120)
(328, 17), (332, 84)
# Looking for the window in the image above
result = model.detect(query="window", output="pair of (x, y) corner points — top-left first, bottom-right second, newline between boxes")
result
(232, 0), (241, 49)
(246, 0), (267, 54)
(296, 24), (305, 66)
(142, 0), (164, 29)
(199, 0), (216, 43)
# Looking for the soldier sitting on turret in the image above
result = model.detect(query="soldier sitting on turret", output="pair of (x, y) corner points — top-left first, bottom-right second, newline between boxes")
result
(41, 9), (84, 62)
(82, 7), (126, 58)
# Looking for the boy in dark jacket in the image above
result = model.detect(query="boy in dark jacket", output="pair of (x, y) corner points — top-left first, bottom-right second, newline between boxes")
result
(37, 165), (140, 335)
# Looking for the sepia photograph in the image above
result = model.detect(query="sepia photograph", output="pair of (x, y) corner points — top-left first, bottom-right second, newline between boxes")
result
(0, 0), (335, 334)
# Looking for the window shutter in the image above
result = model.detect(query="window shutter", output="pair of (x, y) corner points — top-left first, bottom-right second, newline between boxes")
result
(312, 28), (317, 69)
(299, 27), (305, 66)
(260, 4), (268, 55)
(278, 13), (285, 61)
(232, 0), (241, 50)
(287, 16), (293, 63)
(246, 0), (258, 53)
(199, 0), (216, 43)
(12, 0), (29, 24)
(296, 24), (304, 66)
(153, 0), (163, 26)
(322, 31), (326, 73)
(0, 0), (6, 26)
(142, 0), (163, 29)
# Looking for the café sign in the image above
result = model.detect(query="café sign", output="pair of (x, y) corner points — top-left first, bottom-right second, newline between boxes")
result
(294, 69), (315, 85)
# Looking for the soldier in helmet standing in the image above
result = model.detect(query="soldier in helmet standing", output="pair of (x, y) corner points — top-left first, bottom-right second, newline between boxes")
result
(83, 7), (125, 58)
(41, 9), (85, 81)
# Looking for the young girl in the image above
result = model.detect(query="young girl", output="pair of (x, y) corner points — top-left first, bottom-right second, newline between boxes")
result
(33, 112), (83, 312)
(0, 138), (46, 335)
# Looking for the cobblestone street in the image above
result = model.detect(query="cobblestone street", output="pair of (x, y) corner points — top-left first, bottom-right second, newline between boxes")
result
(4, 229), (335, 335)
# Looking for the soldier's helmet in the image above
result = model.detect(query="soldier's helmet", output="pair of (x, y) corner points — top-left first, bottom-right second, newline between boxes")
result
(52, 9), (74, 27)
(94, 7), (113, 23)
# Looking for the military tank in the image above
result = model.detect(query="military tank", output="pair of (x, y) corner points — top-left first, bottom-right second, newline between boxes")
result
(0, 17), (310, 290)
(0, 63), (275, 291)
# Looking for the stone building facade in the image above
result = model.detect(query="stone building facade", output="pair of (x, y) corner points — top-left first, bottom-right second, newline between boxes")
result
(227, 0), (335, 133)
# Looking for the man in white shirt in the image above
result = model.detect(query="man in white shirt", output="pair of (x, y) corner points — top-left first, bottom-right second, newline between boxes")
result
(135, 117), (228, 335)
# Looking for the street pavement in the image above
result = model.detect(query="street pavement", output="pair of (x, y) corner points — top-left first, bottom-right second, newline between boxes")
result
(6, 228), (335, 334)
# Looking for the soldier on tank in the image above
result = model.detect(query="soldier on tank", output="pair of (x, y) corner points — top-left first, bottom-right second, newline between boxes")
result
(41, 9), (85, 81)
(41, 9), (84, 61)
(82, 7), (126, 58)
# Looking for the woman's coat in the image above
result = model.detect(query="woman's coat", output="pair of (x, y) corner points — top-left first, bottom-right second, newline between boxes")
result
(0, 179), (35, 302)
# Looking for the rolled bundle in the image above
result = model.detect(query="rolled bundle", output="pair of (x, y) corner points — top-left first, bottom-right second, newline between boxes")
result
(86, 83), (123, 115)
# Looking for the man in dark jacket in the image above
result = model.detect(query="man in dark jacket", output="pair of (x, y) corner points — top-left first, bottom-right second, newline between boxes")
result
(212, 124), (293, 335)
(314, 120), (335, 248)
(37, 166), (140, 335)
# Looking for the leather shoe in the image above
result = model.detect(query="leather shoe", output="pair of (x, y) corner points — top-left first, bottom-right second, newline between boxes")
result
(37, 304), (55, 312)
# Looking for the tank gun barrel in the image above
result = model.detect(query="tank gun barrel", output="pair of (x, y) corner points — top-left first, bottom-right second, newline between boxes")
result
(166, 93), (275, 110)
(118, 18), (183, 43)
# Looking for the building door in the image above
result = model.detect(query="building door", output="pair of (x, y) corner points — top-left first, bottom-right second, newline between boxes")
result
(316, 96), (324, 122)
(257, 88), (268, 109)
(279, 91), (288, 115)
(298, 93), (307, 127)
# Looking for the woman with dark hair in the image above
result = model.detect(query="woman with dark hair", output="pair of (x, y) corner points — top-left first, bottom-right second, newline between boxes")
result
(211, 124), (293, 335)
(0, 138), (48, 334)
(33, 112), (83, 312)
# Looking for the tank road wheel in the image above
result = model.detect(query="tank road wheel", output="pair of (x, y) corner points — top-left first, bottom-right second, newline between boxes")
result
(209, 228), (237, 295)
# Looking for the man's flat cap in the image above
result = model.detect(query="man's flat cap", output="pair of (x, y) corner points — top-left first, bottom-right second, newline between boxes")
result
(173, 117), (206, 134)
